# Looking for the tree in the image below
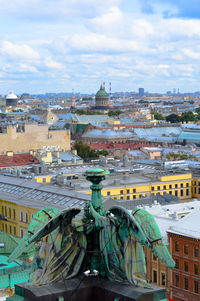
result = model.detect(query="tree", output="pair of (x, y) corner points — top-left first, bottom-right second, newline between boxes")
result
(166, 114), (181, 123)
(138, 99), (148, 104)
(74, 141), (108, 160)
(153, 112), (165, 120)
(195, 107), (200, 114)
(108, 110), (123, 117)
(181, 111), (195, 122)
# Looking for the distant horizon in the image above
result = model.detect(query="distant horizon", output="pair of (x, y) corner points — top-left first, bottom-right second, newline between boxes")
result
(0, 1), (200, 94)
(1, 88), (200, 96)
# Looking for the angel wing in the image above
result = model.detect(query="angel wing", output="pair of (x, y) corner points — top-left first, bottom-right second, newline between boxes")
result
(90, 204), (150, 287)
(131, 208), (175, 269)
(8, 207), (59, 263)
(28, 207), (87, 286)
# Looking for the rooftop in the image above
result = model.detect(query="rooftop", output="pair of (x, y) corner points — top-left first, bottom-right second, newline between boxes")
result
(168, 209), (200, 239)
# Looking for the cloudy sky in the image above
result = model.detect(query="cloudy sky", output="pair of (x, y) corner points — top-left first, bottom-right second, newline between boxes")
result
(0, 0), (200, 94)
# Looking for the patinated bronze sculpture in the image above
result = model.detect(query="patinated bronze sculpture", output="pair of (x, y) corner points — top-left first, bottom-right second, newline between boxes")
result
(8, 169), (174, 299)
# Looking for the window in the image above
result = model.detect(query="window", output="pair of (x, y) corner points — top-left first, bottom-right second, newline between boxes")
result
(151, 187), (154, 191)
(175, 259), (179, 269)
(175, 184), (178, 188)
(139, 194), (142, 198)
(198, 182), (200, 186)
(127, 189), (130, 194)
(127, 196), (130, 200)
(5, 207), (7, 217)
(161, 273), (166, 286)
(194, 264), (198, 275)
(157, 186), (160, 190)
(175, 274), (179, 287)
(194, 187), (197, 193)
(10, 225), (12, 234)
(25, 213), (28, 224)
(186, 183), (189, 187)
(2, 206), (4, 216)
(9, 208), (11, 218)
(181, 190), (183, 196)
(175, 241), (179, 252)
(181, 183), (183, 188)
(199, 188), (200, 194)
(186, 189), (189, 196)
(13, 209), (16, 220)
(20, 211), (23, 222)
(120, 197), (123, 200)
(169, 191), (172, 195)
(20, 229), (23, 238)
(194, 280), (199, 294)
(169, 185), (172, 189)
(107, 191), (110, 196)
(175, 190), (178, 197)
(133, 195), (136, 199)
(184, 261), (188, 272)
(184, 244), (189, 255)
(184, 277), (189, 290)
(194, 246), (199, 258)
(120, 190), (123, 194)
(133, 189), (136, 193)
(163, 185), (166, 190)
(153, 254), (157, 261)
(153, 270), (157, 283)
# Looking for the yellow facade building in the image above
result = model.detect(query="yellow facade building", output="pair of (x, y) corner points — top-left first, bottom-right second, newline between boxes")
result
(85, 173), (193, 201)
(0, 123), (70, 154)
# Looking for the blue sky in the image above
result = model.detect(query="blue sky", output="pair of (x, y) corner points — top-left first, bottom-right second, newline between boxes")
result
(0, 0), (200, 94)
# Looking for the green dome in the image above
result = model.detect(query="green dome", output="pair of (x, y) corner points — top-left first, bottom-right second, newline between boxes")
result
(95, 85), (108, 98)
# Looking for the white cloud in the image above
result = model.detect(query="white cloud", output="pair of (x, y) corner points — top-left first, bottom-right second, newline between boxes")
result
(70, 33), (138, 53)
(2, 63), (38, 73)
(1, 41), (40, 60)
(182, 48), (200, 59)
(44, 57), (65, 69)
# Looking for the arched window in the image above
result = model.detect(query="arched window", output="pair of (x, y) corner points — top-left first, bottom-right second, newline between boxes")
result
(13, 209), (16, 220)
(184, 244), (189, 255)
(194, 246), (199, 258)
(25, 213), (28, 224)
(20, 229), (23, 238)
(175, 241), (179, 252)
(20, 211), (23, 222)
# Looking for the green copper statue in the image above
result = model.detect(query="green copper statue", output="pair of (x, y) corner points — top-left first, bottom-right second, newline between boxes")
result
(8, 168), (175, 288)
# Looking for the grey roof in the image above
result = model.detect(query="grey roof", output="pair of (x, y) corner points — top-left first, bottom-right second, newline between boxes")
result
(58, 152), (83, 163)
(134, 126), (182, 138)
(82, 129), (135, 139)
(0, 175), (90, 211)
(71, 114), (109, 124)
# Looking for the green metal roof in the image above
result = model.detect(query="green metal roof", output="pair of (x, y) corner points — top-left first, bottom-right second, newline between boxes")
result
(0, 232), (20, 255)
(0, 255), (31, 289)
(95, 85), (108, 98)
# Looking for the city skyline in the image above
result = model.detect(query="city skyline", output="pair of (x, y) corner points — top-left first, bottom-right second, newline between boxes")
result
(0, 0), (200, 94)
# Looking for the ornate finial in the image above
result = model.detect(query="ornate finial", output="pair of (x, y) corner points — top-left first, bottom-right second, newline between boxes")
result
(84, 168), (109, 215)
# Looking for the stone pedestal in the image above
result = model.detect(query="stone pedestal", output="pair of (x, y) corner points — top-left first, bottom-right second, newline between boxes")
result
(7, 277), (167, 301)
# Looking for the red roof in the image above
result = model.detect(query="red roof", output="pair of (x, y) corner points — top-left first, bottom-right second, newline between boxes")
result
(89, 143), (149, 150)
(0, 153), (39, 167)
